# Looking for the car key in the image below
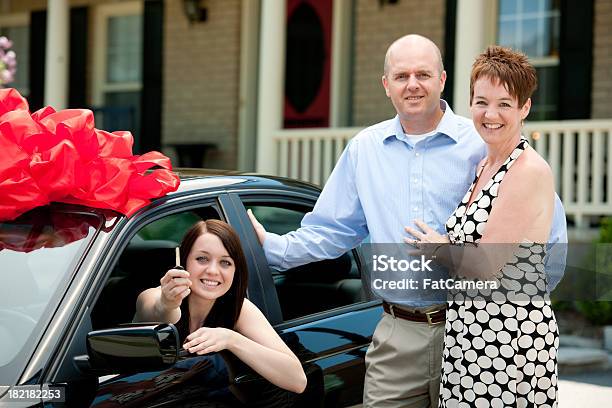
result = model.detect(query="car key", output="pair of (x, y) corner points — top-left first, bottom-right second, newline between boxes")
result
(174, 246), (185, 270)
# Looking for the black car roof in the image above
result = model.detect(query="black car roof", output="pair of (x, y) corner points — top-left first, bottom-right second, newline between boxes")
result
(169, 169), (321, 196)
(2, 172), (322, 224)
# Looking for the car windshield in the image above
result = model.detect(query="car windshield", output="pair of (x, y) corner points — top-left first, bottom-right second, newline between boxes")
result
(0, 206), (103, 369)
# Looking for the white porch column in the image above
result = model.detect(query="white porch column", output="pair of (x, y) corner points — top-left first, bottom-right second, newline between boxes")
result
(330, 0), (353, 127)
(452, 0), (496, 118)
(255, 0), (286, 174)
(44, 0), (69, 109)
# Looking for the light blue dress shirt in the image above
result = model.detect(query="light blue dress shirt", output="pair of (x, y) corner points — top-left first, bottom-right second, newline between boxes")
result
(264, 102), (567, 305)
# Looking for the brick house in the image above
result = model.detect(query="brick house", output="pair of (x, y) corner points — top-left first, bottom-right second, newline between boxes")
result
(1, 0), (611, 226)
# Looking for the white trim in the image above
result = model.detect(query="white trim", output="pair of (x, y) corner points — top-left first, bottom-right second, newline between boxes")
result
(44, 0), (69, 108)
(255, 0), (286, 174)
(453, 0), (497, 117)
(238, 0), (260, 171)
(92, 1), (143, 107)
(529, 56), (559, 67)
(499, 10), (561, 22)
(485, 0), (498, 48)
(0, 13), (29, 27)
(100, 82), (142, 92)
(330, 0), (353, 127)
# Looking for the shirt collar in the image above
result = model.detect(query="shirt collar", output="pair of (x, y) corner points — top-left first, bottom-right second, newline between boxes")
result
(382, 100), (462, 145)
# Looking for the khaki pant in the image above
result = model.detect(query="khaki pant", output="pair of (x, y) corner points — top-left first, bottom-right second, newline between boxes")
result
(363, 306), (445, 408)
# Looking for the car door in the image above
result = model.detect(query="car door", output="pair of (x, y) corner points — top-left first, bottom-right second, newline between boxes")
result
(38, 199), (237, 407)
(34, 189), (378, 407)
(226, 192), (382, 407)
(41, 196), (298, 407)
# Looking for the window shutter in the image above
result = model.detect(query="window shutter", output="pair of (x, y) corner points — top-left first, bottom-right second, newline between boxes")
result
(558, 0), (594, 119)
(140, 0), (164, 152)
(69, 7), (88, 108)
(28, 10), (46, 112)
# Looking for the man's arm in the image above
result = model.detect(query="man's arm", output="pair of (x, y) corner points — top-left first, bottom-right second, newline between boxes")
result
(545, 193), (568, 292)
(249, 140), (369, 271)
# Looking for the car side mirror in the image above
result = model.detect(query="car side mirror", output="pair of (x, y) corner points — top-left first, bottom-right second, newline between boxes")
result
(84, 323), (180, 373)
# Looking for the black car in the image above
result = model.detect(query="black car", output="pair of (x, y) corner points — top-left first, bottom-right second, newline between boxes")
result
(0, 171), (382, 407)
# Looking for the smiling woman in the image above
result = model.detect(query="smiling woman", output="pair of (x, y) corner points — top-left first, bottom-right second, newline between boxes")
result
(133, 220), (307, 394)
(174, 220), (248, 337)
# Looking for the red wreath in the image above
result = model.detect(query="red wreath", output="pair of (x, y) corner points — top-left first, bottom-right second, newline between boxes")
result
(0, 88), (180, 221)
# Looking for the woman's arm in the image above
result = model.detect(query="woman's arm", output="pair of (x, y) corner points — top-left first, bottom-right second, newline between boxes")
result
(133, 268), (191, 323)
(183, 299), (307, 393)
(479, 151), (554, 245)
(404, 150), (555, 280)
(453, 152), (555, 279)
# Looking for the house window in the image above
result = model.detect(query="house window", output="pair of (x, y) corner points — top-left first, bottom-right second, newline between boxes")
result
(106, 14), (142, 84)
(0, 15), (29, 97)
(93, 2), (143, 151)
(498, 0), (560, 120)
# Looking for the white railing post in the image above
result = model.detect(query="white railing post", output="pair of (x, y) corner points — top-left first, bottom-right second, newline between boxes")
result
(592, 130), (605, 205)
(312, 137), (322, 186)
(278, 139), (289, 178)
(562, 130), (574, 209)
(289, 138), (299, 180)
(301, 138), (311, 182)
(323, 136), (334, 183)
(576, 130), (589, 228)
(549, 131), (562, 193)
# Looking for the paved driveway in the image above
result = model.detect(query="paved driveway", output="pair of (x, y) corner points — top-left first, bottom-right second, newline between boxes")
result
(559, 369), (612, 408)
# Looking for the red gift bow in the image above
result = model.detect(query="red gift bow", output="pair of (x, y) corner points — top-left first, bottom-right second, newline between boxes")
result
(0, 88), (180, 221)
(0, 207), (113, 253)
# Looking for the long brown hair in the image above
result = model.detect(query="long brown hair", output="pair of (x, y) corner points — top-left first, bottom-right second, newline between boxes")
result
(175, 219), (248, 341)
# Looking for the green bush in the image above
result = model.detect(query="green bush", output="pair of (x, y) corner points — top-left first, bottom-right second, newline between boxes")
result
(575, 301), (612, 326)
(574, 217), (612, 325)
(599, 217), (612, 243)
(551, 300), (573, 312)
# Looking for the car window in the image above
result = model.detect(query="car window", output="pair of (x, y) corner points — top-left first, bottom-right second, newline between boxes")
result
(246, 204), (365, 321)
(91, 208), (221, 330)
(135, 212), (202, 242)
(249, 206), (305, 235)
(0, 207), (102, 371)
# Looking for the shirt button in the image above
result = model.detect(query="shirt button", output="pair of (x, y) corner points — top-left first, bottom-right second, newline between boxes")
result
(415, 152), (420, 157)
(413, 178), (418, 183)
(413, 207), (418, 211)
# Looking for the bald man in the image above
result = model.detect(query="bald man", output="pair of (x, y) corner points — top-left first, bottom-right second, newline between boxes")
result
(249, 34), (567, 407)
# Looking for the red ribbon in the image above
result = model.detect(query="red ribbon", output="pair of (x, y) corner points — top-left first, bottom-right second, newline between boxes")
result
(0, 88), (180, 221)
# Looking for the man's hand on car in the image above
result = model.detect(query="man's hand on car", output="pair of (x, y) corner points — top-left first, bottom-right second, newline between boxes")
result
(247, 209), (266, 245)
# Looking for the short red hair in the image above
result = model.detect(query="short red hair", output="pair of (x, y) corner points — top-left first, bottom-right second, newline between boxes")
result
(470, 45), (537, 107)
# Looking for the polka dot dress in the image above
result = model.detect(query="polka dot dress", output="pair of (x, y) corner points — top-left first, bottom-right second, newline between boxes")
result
(439, 138), (559, 408)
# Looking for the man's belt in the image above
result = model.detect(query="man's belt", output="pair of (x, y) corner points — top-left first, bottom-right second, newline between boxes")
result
(383, 301), (446, 325)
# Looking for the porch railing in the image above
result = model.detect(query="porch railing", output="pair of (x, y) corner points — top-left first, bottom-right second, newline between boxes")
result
(525, 120), (612, 227)
(273, 120), (612, 227)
